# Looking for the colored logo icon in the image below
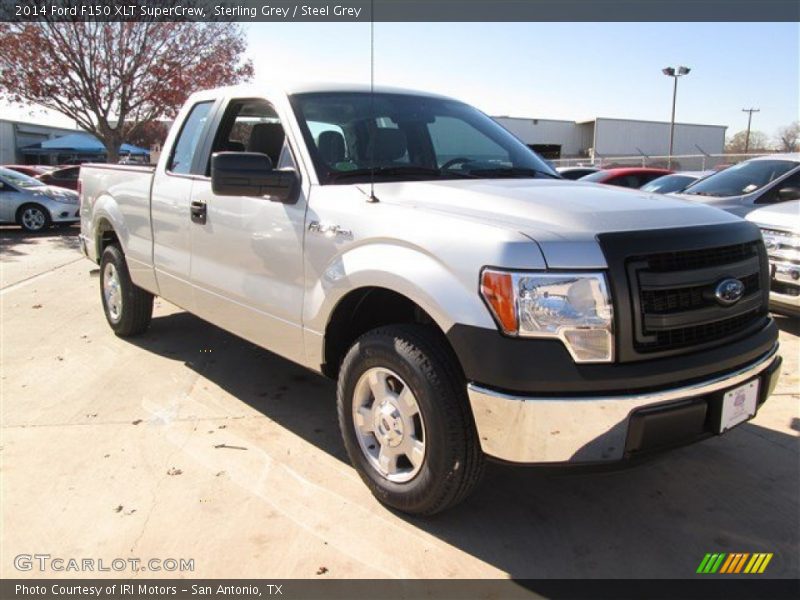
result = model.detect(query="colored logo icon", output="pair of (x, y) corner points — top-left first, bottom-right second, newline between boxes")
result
(697, 553), (773, 574)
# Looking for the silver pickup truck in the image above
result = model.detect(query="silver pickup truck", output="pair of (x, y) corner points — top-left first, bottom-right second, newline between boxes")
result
(80, 84), (782, 515)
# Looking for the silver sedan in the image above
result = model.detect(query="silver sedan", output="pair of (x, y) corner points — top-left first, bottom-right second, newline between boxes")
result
(0, 166), (80, 232)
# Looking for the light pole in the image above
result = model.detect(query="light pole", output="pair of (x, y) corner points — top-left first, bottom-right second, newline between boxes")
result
(662, 66), (691, 169)
(742, 108), (760, 154)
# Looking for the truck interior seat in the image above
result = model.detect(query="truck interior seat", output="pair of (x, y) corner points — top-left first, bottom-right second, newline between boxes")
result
(248, 123), (285, 166)
(368, 129), (408, 164)
(317, 131), (346, 164)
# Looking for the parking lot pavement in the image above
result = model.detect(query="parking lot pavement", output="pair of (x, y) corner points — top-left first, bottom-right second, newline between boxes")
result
(1, 226), (798, 580)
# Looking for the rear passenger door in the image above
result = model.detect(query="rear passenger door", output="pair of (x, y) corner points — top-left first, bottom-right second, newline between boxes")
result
(151, 99), (217, 311)
(188, 96), (308, 365)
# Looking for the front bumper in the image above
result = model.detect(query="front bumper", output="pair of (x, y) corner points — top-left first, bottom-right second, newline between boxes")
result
(49, 205), (80, 223)
(769, 262), (800, 315)
(468, 344), (781, 464)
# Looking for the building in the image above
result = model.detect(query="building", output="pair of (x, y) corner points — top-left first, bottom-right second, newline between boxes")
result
(493, 116), (727, 162)
(0, 119), (83, 164)
(0, 119), (148, 164)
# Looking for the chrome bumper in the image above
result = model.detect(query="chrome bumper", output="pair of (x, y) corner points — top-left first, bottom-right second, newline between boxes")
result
(467, 345), (781, 464)
(769, 262), (800, 311)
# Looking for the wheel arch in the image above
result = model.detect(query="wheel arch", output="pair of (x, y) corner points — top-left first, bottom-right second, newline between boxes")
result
(321, 286), (464, 380)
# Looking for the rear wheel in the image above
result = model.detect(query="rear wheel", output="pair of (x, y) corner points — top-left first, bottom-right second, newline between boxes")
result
(337, 324), (484, 515)
(17, 204), (50, 233)
(100, 244), (153, 336)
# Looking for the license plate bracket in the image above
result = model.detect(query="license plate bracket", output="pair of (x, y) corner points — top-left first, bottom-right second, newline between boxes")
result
(718, 379), (759, 433)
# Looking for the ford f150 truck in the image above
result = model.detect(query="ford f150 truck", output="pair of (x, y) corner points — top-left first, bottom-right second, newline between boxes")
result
(80, 84), (782, 515)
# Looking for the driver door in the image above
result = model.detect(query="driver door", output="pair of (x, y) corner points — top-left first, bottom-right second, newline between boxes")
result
(188, 97), (308, 365)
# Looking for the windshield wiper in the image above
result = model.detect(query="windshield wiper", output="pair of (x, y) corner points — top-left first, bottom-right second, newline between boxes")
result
(682, 190), (725, 197)
(467, 167), (561, 179)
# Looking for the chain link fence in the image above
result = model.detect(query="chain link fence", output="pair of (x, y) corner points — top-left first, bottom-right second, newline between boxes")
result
(550, 153), (778, 171)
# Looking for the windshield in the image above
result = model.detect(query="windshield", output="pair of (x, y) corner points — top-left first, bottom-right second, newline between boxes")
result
(641, 174), (696, 194)
(681, 159), (798, 197)
(0, 167), (45, 188)
(290, 92), (559, 184)
(578, 170), (611, 182)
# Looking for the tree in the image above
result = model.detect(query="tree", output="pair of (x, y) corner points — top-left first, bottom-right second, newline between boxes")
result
(776, 122), (800, 152)
(0, 17), (253, 162)
(125, 120), (171, 152)
(725, 130), (770, 154)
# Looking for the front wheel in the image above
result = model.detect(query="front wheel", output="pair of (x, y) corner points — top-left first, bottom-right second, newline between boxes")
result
(337, 325), (485, 515)
(100, 244), (153, 336)
(17, 204), (51, 233)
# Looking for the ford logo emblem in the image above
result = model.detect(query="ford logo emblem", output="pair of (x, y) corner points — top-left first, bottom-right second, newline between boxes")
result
(714, 278), (745, 306)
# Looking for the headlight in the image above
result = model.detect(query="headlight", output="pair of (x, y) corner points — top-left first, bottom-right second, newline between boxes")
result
(480, 269), (614, 363)
(55, 193), (79, 205)
(762, 229), (800, 262)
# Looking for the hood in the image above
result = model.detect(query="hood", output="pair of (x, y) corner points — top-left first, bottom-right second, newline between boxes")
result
(746, 200), (800, 233)
(668, 191), (750, 216)
(368, 179), (741, 265)
(32, 185), (79, 201)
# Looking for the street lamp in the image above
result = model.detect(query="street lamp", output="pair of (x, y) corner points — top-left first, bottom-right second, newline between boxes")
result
(662, 66), (691, 169)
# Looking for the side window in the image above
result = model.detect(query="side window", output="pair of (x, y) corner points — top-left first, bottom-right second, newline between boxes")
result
(169, 101), (213, 175)
(209, 98), (294, 172)
(757, 170), (800, 204)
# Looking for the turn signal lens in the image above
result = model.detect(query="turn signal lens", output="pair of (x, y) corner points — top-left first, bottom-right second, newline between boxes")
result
(480, 270), (518, 335)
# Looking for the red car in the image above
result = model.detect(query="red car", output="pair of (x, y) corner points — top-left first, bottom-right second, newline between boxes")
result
(36, 165), (81, 191)
(579, 167), (673, 189)
(3, 165), (53, 178)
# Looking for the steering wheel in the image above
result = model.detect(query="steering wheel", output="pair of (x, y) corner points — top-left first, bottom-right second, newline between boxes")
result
(440, 157), (474, 170)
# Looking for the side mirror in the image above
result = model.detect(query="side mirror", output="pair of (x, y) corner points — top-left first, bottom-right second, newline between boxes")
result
(211, 152), (298, 203)
(777, 186), (800, 201)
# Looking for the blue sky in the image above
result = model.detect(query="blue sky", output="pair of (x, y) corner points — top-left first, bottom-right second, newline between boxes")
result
(3, 22), (797, 139)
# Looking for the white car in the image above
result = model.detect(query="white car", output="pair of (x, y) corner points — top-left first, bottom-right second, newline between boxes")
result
(672, 154), (800, 217)
(747, 200), (800, 316)
(0, 167), (80, 232)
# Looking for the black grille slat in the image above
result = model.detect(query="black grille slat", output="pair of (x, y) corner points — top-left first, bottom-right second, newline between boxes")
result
(637, 310), (761, 351)
(643, 242), (759, 272)
(641, 273), (760, 314)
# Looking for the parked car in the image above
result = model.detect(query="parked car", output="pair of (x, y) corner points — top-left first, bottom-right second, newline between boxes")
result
(556, 166), (600, 180)
(0, 167), (80, 232)
(37, 165), (81, 191)
(3, 165), (54, 178)
(746, 201), (800, 317)
(579, 167), (672, 188)
(640, 171), (713, 194)
(80, 84), (782, 515)
(672, 154), (800, 216)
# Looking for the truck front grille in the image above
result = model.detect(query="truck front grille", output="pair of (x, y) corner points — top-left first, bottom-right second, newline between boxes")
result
(629, 241), (765, 353)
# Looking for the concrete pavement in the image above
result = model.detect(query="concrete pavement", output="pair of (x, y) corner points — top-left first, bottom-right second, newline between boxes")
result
(1, 226), (798, 579)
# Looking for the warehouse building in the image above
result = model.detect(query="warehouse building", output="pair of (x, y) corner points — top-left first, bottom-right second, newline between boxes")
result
(0, 119), (82, 164)
(493, 116), (727, 161)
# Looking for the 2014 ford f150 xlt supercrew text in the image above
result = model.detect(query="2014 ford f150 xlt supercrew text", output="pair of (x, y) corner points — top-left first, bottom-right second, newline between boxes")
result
(79, 84), (782, 515)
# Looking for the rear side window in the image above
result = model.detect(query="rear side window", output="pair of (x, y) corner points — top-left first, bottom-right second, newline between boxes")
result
(169, 101), (213, 175)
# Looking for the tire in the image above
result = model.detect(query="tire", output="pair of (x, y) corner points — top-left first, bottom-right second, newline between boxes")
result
(17, 204), (51, 233)
(337, 324), (485, 515)
(100, 244), (153, 336)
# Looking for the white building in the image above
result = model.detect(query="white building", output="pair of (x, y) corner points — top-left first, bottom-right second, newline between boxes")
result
(493, 116), (727, 162)
(0, 119), (81, 164)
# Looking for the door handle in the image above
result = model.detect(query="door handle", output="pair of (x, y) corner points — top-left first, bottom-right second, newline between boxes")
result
(190, 201), (207, 224)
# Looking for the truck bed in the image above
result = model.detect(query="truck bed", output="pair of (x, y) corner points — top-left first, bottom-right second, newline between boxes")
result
(79, 163), (157, 277)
